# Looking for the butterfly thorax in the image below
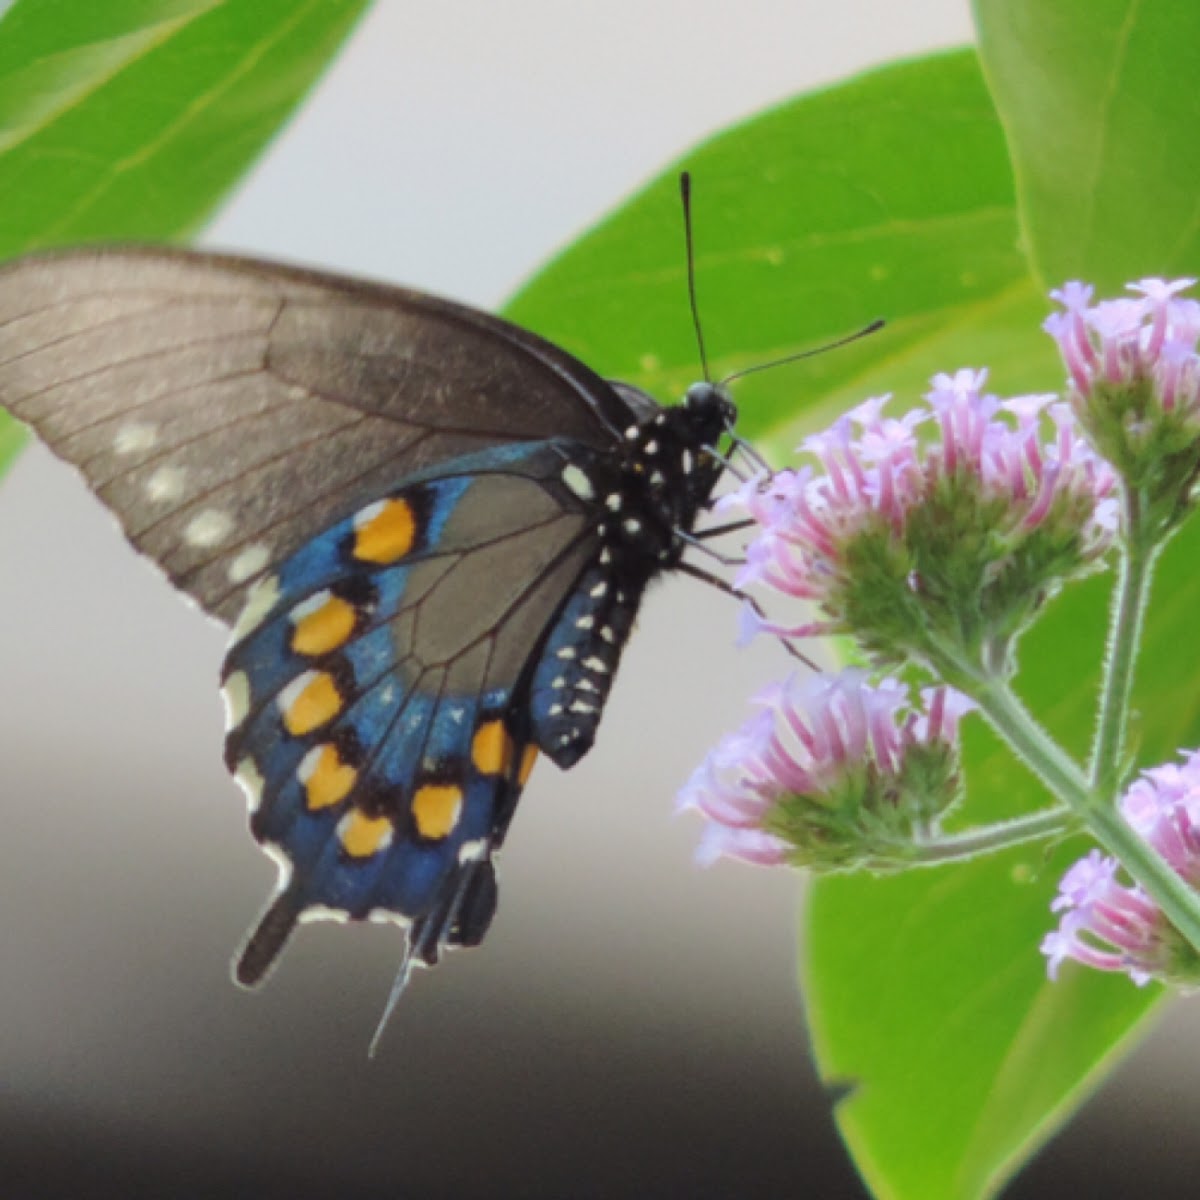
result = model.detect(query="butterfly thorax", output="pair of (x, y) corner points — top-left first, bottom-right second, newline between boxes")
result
(577, 379), (734, 563)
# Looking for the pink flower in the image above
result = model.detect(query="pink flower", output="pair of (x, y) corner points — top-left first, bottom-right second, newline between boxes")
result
(1045, 278), (1200, 534)
(677, 671), (971, 870)
(1043, 751), (1200, 987)
(724, 370), (1116, 663)
(1045, 278), (1200, 403)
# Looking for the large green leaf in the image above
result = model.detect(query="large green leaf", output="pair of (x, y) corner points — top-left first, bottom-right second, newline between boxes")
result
(0, 0), (371, 476)
(974, 0), (1200, 292)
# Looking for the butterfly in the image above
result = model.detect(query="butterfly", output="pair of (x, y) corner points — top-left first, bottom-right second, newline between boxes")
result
(0, 244), (738, 996)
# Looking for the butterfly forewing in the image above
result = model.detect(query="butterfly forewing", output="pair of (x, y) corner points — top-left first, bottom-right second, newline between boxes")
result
(0, 248), (628, 621)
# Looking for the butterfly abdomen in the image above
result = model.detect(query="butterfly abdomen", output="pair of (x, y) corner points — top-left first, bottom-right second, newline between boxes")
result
(529, 564), (643, 768)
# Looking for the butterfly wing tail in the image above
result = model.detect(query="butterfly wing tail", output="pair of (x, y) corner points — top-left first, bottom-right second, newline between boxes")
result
(235, 881), (305, 988)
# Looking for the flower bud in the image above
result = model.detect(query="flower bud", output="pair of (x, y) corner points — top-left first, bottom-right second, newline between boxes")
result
(1045, 277), (1200, 535)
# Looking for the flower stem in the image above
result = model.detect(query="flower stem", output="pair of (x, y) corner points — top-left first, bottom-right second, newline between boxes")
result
(963, 668), (1200, 955)
(937, 653), (1091, 804)
(909, 805), (1077, 865)
(1091, 489), (1158, 796)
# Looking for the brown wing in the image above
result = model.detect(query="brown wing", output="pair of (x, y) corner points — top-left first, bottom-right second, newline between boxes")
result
(0, 246), (634, 622)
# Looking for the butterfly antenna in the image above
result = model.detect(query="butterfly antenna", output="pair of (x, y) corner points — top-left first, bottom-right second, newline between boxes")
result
(718, 319), (885, 388)
(368, 940), (416, 1059)
(680, 171), (712, 383)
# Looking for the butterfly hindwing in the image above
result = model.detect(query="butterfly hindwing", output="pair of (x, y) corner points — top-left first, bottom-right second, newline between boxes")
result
(222, 442), (599, 982)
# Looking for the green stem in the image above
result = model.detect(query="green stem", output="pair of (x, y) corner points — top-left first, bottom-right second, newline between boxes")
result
(965, 668), (1200, 955)
(907, 805), (1077, 865)
(1091, 489), (1158, 795)
(939, 654), (1091, 804)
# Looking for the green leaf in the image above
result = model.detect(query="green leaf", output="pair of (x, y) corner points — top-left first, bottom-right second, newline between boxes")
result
(0, 0), (372, 474)
(806, 847), (1161, 1200)
(973, 0), (1200, 291)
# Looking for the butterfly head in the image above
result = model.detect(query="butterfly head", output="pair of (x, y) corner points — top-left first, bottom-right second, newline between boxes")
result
(682, 380), (737, 447)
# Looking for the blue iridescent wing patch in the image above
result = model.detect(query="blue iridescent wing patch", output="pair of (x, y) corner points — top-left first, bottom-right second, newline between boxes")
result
(222, 443), (598, 981)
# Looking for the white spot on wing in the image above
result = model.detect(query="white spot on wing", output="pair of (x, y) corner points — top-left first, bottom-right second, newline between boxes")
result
(289, 589), (334, 624)
(228, 543), (271, 584)
(353, 499), (387, 529)
(114, 422), (157, 455)
(222, 670), (251, 730)
(458, 838), (487, 864)
(277, 671), (317, 717)
(145, 464), (186, 503)
(184, 509), (234, 548)
(561, 464), (594, 499)
(229, 574), (280, 645)
(301, 904), (350, 924)
(296, 744), (325, 784)
(366, 908), (413, 928)
(234, 757), (265, 811)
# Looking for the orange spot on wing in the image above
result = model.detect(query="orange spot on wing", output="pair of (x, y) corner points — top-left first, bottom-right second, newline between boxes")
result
(471, 720), (512, 776)
(282, 671), (342, 736)
(353, 497), (416, 564)
(412, 784), (463, 840)
(291, 594), (357, 657)
(300, 744), (357, 810)
(339, 810), (394, 858)
(517, 745), (539, 787)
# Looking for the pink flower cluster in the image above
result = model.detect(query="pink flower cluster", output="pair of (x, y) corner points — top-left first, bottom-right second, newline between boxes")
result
(726, 370), (1117, 636)
(676, 670), (971, 868)
(1045, 278), (1200, 411)
(1043, 751), (1200, 986)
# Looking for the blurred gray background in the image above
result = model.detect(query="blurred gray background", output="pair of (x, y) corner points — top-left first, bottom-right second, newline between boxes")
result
(1, 2), (1198, 1196)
